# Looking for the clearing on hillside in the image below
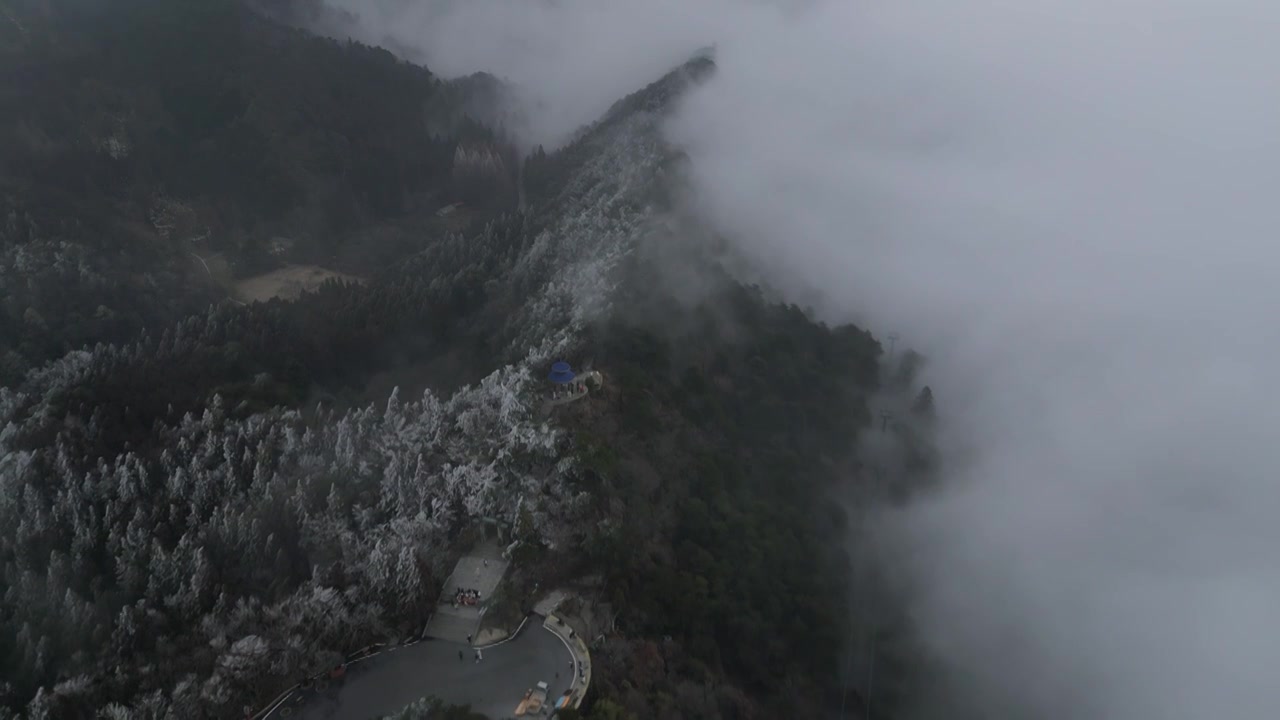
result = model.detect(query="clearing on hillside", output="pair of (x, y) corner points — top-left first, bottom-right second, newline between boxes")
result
(234, 265), (363, 303)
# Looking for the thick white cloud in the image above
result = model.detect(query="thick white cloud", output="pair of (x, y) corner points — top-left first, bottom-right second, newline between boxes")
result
(671, 3), (1280, 718)
(322, 1), (1280, 717)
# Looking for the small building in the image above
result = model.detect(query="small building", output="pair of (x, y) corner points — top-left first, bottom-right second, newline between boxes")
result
(267, 236), (295, 256)
(548, 361), (583, 398)
(546, 361), (603, 409)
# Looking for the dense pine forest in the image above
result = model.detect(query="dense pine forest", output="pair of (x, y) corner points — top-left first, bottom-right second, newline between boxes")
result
(0, 0), (517, 385)
(0, 1), (939, 718)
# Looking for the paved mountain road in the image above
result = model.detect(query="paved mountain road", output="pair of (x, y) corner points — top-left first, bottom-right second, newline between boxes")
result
(264, 624), (573, 720)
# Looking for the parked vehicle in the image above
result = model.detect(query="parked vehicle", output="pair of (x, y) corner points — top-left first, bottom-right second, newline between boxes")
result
(515, 681), (549, 716)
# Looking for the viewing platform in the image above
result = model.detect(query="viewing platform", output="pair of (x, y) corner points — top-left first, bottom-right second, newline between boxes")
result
(544, 361), (603, 411)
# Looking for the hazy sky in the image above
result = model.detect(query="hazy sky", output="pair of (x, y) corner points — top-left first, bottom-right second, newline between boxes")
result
(321, 1), (1280, 717)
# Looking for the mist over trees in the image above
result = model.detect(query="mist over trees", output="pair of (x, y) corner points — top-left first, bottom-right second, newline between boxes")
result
(0, 0), (519, 385)
(0, 2), (942, 718)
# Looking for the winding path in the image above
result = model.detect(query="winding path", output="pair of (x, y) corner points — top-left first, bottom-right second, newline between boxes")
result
(262, 620), (574, 720)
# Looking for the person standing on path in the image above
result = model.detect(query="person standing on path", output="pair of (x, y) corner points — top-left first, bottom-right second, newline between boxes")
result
(466, 633), (472, 644)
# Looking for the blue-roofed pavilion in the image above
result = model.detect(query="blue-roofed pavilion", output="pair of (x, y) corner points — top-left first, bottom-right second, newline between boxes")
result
(548, 361), (576, 384)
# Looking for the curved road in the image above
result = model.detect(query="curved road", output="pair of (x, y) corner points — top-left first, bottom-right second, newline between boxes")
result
(264, 623), (574, 720)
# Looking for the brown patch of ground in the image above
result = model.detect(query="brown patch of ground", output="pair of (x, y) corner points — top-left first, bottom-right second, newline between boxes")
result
(233, 264), (363, 303)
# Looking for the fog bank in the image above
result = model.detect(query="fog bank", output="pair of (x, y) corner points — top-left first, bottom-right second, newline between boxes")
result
(314, 0), (759, 147)
(675, 3), (1280, 718)
(316, 2), (1280, 718)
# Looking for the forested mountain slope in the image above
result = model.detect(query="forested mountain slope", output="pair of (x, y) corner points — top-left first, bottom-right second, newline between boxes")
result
(0, 3), (937, 718)
(0, 0), (516, 385)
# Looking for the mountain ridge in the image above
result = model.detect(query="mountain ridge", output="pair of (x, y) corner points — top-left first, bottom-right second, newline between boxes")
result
(0, 5), (939, 718)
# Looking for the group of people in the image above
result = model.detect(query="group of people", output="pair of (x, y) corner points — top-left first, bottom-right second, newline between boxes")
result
(552, 381), (586, 397)
(453, 587), (482, 607)
(550, 382), (586, 400)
